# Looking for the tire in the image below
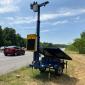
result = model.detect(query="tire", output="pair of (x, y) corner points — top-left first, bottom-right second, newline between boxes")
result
(23, 51), (25, 55)
(39, 68), (46, 73)
(22, 52), (25, 55)
(55, 66), (63, 75)
(14, 52), (18, 56)
(4, 53), (7, 56)
(23, 53), (25, 55)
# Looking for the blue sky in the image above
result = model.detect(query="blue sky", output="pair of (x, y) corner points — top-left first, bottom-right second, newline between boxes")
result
(0, 0), (85, 44)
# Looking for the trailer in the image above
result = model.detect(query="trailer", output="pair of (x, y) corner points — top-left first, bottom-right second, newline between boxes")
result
(30, 48), (72, 75)
(29, 1), (72, 75)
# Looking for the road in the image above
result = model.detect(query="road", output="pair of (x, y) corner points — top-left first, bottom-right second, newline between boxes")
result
(0, 51), (33, 75)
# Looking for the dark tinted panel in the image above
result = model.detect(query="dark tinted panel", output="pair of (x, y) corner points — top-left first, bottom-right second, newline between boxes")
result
(40, 48), (72, 60)
(27, 39), (35, 51)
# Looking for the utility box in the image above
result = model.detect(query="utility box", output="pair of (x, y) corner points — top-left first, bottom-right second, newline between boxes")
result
(27, 34), (37, 51)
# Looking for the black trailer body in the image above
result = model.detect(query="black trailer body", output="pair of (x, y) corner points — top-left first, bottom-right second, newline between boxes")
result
(31, 48), (72, 75)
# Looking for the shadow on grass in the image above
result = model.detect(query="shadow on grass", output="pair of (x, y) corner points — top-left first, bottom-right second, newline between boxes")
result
(33, 71), (79, 85)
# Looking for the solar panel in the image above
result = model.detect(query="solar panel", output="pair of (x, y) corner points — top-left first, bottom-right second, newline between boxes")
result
(39, 48), (72, 60)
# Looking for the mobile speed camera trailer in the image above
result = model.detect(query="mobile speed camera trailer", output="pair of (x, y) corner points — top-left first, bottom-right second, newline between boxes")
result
(27, 1), (72, 76)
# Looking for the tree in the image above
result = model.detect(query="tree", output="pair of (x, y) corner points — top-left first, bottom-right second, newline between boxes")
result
(67, 31), (85, 54)
(3, 27), (16, 46)
(81, 32), (85, 39)
(0, 26), (26, 47)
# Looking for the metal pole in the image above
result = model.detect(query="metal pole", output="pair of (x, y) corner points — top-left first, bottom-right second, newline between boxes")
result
(36, 6), (40, 57)
(33, 5), (40, 62)
(31, 1), (49, 62)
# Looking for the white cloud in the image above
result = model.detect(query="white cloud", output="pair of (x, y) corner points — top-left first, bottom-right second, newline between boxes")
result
(10, 17), (36, 25)
(40, 14), (57, 21)
(0, 6), (19, 13)
(41, 29), (49, 33)
(0, 0), (14, 5)
(40, 8), (85, 21)
(1, 8), (85, 25)
(0, 0), (20, 13)
(0, 16), (36, 25)
(0, 0), (21, 5)
(53, 20), (68, 25)
(75, 16), (80, 20)
(5, 17), (15, 20)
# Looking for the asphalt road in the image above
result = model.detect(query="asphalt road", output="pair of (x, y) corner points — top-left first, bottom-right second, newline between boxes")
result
(0, 51), (33, 75)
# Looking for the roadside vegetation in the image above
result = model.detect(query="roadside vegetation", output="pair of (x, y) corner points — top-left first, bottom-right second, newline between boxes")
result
(66, 31), (85, 54)
(0, 61), (77, 85)
(0, 26), (26, 47)
(0, 26), (67, 48)
(40, 42), (67, 48)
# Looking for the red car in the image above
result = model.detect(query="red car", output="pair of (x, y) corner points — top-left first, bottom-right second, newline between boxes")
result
(4, 46), (25, 56)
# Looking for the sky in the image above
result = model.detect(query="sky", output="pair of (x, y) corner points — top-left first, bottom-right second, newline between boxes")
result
(0, 0), (85, 44)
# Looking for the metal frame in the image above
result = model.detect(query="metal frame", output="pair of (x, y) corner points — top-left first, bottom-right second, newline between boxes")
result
(30, 1), (49, 62)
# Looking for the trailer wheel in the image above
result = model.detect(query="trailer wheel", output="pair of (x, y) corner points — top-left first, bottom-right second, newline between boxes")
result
(39, 68), (46, 73)
(55, 66), (63, 75)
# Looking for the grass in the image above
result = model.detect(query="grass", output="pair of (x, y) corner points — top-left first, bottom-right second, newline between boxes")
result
(0, 65), (78, 85)
(0, 51), (79, 85)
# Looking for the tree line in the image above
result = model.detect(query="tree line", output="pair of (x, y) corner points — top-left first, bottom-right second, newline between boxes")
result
(0, 26), (26, 47)
(66, 32), (85, 54)
(40, 42), (67, 48)
(0, 26), (67, 48)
